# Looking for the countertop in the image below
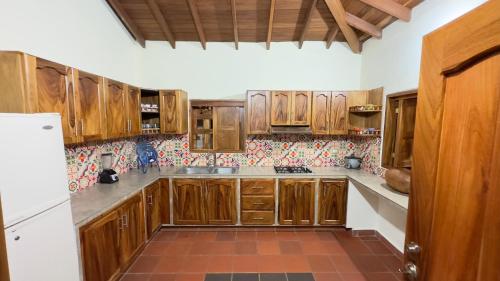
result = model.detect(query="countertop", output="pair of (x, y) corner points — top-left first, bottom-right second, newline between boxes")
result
(70, 167), (409, 227)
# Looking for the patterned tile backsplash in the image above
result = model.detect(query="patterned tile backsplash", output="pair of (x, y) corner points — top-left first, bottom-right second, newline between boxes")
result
(65, 134), (385, 193)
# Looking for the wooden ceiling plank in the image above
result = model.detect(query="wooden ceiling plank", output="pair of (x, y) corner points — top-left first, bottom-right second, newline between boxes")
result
(323, 0), (361, 53)
(186, 0), (207, 50)
(298, 0), (318, 49)
(106, 0), (146, 48)
(266, 0), (276, 50)
(359, 0), (411, 22)
(230, 0), (239, 50)
(146, 0), (176, 48)
(346, 12), (382, 39)
(326, 26), (339, 49)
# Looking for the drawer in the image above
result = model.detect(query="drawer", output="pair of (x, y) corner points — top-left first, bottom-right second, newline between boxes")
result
(241, 179), (275, 195)
(241, 196), (274, 210)
(241, 211), (275, 225)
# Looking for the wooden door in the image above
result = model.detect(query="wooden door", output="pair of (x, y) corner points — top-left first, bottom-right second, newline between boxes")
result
(160, 90), (178, 133)
(172, 179), (205, 225)
(105, 79), (126, 139)
(214, 106), (242, 152)
(118, 193), (145, 268)
(311, 91), (331, 134)
(319, 179), (347, 225)
(271, 91), (291, 125)
(291, 91), (312, 125)
(278, 180), (296, 225)
(330, 92), (348, 135)
(406, 2), (500, 280)
(126, 85), (141, 136)
(295, 180), (315, 225)
(205, 179), (236, 225)
(75, 70), (105, 141)
(80, 210), (121, 281)
(33, 58), (78, 143)
(247, 90), (271, 134)
(159, 179), (171, 225)
(145, 181), (162, 239)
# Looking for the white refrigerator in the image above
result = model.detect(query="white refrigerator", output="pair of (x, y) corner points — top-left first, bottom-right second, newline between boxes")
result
(0, 113), (80, 281)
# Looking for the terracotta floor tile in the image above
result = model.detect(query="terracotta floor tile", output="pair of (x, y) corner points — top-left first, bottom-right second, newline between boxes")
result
(296, 231), (320, 241)
(176, 232), (198, 241)
(257, 241), (281, 255)
(364, 272), (400, 281)
(315, 232), (337, 241)
(154, 231), (178, 241)
(350, 255), (389, 273)
(364, 241), (393, 255)
(279, 241), (303, 255)
(338, 239), (372, 255)
(377, 256), (403, 272)
(275, 231), (298, 240)
(165, 242), (193, 256)
(257, 231), (276, 241)
(282, 255), (311, 272)
(234, 241), (258, 255)
(143, 242), (170, 256)
(150, 274), (176, 281)
(257, 255), (287, 272)
(340, 272), (368, 281)
(180, 256), (210, 272)
(206, 255), (234, 272)
(314, 273), (343, 281)
(154, 256), (186, 273)
(301, 242), (331, 255)
(232, 255), (259, 272)
(196, 232), (217, 241)
(189, 242), (212, 255)
(236, 232), (257, 240)
(207, 242), (235, 255)
(307, 255), (336, 272)
(330, 256), (361, 273)
(216, 231), (236, 241)
(129, 256), (161, 273)
(322, 241), (348, 255)
(175, 273), (205, 281)
(120, 273), (152, 281)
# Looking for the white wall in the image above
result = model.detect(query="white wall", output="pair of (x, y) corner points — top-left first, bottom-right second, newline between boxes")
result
(142, 41), (362, 99)
(0, 0), (144, 86)
(360, 0), (487, 94)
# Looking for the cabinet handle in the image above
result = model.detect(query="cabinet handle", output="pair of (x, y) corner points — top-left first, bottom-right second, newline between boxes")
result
(252, 202), (265, 205)
(122, 214), (128, 228)
(148, 195), (153, 205)
(251, 186), (264, 189)
(252, 217), (265, 220)
(81, 121), (84, 136)
(118, 217), (123, 230)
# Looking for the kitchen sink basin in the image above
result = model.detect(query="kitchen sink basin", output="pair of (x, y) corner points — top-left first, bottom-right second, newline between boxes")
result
(176, 167), (239, 175)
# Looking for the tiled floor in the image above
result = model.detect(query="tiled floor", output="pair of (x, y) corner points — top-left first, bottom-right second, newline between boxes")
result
(122, 228), (404, 281)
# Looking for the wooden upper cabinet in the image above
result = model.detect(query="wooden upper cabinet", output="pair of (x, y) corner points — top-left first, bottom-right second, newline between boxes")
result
(271, 91), (292, 125)
(160, 90), (188, 134)
(126, 85), (141, 136)
(118, 193), (145, 267)
(214, 106), (244, 152)
(75, 70), (105, 141)
(330, 92), (348, 135)
(205, 179), (237, 225)
(247, 90), (271, 134)
(312, 91), (331, 134)
(173, 179), (205, 225)
(144, 181), (162, 239)
(291, 91), (312, 125)
(105, 79), (127, 139)
(319, 179), (347, 225)
(80, 210), (122, 281)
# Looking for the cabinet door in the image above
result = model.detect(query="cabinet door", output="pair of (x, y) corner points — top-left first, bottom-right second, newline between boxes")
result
(160, 90), (178, 133)
(105, 79), (126, 139)
(214, 107), (242, 152)
(291, 91), (312, 125)
(247, 90), (271, 134)
(271, 91), (291, 125)
(295, 180), (315, 225)
(80, 210), (121, 281)
(173, 179), (205, 225)
(205, 179), (236, 225)
(159, 179), (171, 225)
(118, 193), (145, 267)
(76, 70), (105, 141)
(278, 180), (297, 225)
(34, 58), (78, 144)
(312, 91), (331, 134)
(330, 92), (348, 135)
(126, 85), (141, 136)
(319, 179), (347, 225)
(145, 181), (162, 239)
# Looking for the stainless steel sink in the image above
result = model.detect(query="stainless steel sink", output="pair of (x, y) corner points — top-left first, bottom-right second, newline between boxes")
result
(176, 166), (239, 175)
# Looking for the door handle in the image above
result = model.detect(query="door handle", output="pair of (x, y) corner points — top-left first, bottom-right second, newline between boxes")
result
(399, 262), (417, 281)
(406, 241), (421, 260)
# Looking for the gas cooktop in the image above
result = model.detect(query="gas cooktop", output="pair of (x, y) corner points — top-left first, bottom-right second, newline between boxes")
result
(274, 166), (313, 174)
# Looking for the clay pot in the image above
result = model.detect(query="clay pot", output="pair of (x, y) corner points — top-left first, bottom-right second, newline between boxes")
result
(385, 168), (411, 194)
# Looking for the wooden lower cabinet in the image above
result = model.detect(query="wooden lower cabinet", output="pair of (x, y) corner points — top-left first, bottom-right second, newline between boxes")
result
(159, 179), (171, 225)
(279, 179), (315, 225)
(240, 179), (276, 225)
(144, 181), (163, 239)
(173, 179), (236, 225)
(118, 194), (145, 267)
(319, 179), (348, 225)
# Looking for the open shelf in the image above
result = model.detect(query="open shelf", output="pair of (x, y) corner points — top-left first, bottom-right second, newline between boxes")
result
(140, 89), (161, 132)
(347, 89), (384, 136)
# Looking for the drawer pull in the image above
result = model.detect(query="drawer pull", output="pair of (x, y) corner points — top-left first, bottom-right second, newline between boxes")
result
(252, 217), (265, 220)
(252, 202), (265, 205)
(251, 187), (264, 189)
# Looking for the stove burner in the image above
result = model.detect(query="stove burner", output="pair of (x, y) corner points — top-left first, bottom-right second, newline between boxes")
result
(274, 166), (313, 174)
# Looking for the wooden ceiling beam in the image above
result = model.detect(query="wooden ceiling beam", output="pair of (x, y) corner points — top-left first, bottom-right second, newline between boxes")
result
(229, 0), (239, 50)
(359, 0), (411, 22)
(346, 13), (382, 39)
(186, 0), (207, 50)
(298, 0), (318, 49)
(323, 0), (360, 53)
(106, 0), (146, 48)
(326, 26), (339, 49)
(146, 0), (176, 48)
(266, 0), (276, 50)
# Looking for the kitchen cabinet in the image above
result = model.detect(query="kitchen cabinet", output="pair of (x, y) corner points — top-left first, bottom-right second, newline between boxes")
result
(117, 193), (145, 268)
(291, 91), (312, 125)
(104, 79), (127, 139)
(159, 179), (171, 224)
(214, 106), (244, 152)
(144, 181), (162, 239)
(318, 179), (347, 225)
(271, 91), (312, 126)
(271, 91), (292, 125)
(126, 85), (142, 137)
(347, 88), (383, 136)
(160, 90), (188, 134)
(247, 90), (271, 134)
(173, 179), (236, 225)
(75, 70), (106, 141)
(330, 92), (348, 135)
(278, 179), (315, 225)
(311, 91), (331, 134)
(240, 179), (276, 225)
